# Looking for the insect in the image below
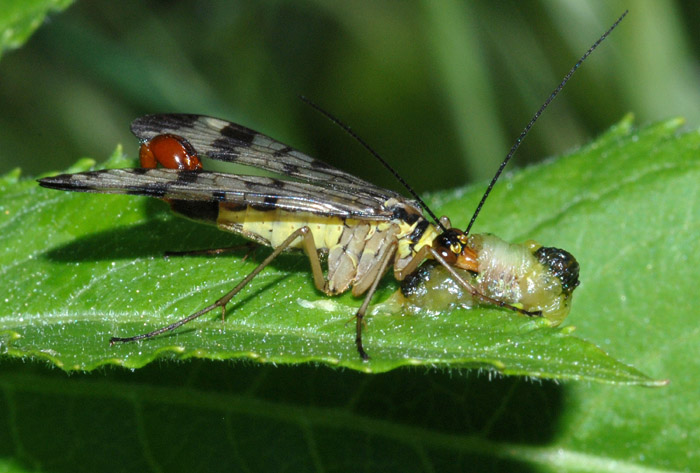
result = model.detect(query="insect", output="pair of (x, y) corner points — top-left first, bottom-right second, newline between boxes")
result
(395, 235), (580, 326)
(38, 12), (625, 360)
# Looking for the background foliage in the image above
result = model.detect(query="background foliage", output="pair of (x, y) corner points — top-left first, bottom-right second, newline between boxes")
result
(1, 1), (699, 472)
(2, 1), (700, 187)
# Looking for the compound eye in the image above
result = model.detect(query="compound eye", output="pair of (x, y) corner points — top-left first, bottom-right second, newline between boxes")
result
(139, 134), (202, 171)
(435, 246), (458, 265)
(432, 228), (466, 266)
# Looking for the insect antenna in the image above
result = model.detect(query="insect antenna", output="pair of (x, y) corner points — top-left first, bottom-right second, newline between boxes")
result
(299, 95), (448, 232)
(464, 10), (628, 236)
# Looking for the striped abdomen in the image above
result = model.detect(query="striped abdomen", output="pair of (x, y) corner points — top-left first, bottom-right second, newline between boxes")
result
(170, 199), (439, 296)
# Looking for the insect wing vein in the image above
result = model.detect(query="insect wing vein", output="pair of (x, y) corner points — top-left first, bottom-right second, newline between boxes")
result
(130, 114), (399, 197)
(39, 169), (402, 220)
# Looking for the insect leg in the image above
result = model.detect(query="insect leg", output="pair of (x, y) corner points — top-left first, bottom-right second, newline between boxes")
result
(429, 248), (542, 317)
(297, 226), (329, 295)
(354, 242), (398, 361)
(110, 226), (324, 344)
(164, 242), (258, 260)
(395, 245), (432, 280)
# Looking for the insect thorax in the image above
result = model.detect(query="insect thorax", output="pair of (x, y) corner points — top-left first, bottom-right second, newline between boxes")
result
(171, 197), (439, 297)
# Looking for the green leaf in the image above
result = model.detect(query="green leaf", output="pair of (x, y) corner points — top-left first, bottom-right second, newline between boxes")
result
(2, 117), (699, 471)
(2, 118), (688, 385)
(0, 0), (74, 59)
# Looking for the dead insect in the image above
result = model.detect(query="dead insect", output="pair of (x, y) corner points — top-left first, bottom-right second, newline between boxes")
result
(396, 235), (579, 326)
(38, 12), (626, 360)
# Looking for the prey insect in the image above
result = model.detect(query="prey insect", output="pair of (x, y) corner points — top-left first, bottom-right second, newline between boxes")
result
(38, 12), (625, 360)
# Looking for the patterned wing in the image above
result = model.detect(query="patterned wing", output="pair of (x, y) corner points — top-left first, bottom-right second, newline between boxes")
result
(38, 168), (401, 220)
(130, 114), (400, 200)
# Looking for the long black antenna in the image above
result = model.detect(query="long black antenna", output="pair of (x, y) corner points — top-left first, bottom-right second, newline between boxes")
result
(299, 95), (448, 232)
(464, 10), (627, 236)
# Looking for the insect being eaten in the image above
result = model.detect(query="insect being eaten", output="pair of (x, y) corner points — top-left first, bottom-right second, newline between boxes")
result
(38, 12), (626, 360)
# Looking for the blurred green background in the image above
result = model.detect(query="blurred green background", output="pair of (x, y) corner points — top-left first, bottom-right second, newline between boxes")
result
(1, 0), (699, 194)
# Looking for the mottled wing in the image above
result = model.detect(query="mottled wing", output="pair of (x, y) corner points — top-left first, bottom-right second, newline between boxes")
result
(38, 169), (398, 220)
(130, 114), (399, 199)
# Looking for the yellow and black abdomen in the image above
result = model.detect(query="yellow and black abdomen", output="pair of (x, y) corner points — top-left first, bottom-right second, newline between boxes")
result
(217, 203), (352, 251)
(217, 203), (400, 296)
(170, 199), (440, 298)
(169, 199), (351, 251)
